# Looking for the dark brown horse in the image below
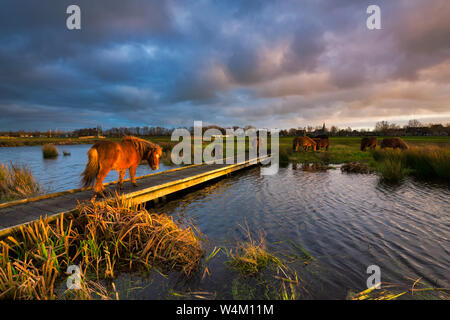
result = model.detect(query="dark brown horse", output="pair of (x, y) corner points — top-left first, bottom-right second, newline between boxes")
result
(313, 137), (329, 151)
(380, 137), (410, 150)
(360, 137), (377, 151)
(81, 136), (163, 195)
(293, 136), (317, 152)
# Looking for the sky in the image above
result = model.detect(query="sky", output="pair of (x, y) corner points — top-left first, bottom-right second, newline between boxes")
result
(0, 0), (449, 131)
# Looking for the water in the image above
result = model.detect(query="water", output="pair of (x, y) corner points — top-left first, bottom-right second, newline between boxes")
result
(1, 146), (449, 299)
(118, 164), (450, 299)
(0, 144), (174, 192)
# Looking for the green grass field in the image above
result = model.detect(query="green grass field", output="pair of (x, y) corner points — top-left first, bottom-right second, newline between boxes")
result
(280, 136), (450, 165)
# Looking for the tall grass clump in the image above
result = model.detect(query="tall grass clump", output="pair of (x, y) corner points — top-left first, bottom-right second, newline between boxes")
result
(372, 147), (450, 182)
(75, 198), (204, 276)
(0, 216), (103, 299)
(226, 225), (299, 300)
(0, 162), (42, 202)
(226, 226), (286, 277)
(42, 144), (58, 159)
(0, 196), (204, 299)
(404, 147), (450, 181)
(375, 149), (409, 183)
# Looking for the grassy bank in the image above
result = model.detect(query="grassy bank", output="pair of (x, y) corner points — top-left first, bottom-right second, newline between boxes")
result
(279, 136), (450, 183)
(0, 197), (204, 299)
(0, 137), (110, 147)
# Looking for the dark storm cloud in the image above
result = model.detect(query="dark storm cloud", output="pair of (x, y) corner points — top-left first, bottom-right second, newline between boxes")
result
(0, 0), (449, 130)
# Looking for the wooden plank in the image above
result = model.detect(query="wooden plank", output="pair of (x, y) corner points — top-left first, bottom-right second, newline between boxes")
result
(0, 163), (203, 209)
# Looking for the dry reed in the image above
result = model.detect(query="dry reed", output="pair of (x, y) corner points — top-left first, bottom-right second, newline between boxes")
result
(42, 144), (58, 159)
(0, 162), (43, 202)
(0, 196), (204, 300)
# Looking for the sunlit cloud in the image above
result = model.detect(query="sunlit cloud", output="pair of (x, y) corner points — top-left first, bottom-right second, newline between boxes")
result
(0, 0), (449, 130)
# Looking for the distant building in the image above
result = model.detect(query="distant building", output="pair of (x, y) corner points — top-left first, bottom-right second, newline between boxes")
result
(405, 127), (432, 136)
(313, 123), (327, 136)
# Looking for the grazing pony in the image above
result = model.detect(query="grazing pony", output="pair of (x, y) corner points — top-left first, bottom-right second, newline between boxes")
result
(380, 137), (410, 150)
(81, 136), (163, 195)
(293, 136), (317, 152)
(360, 137), (377, 151)
(313, 137), (329, 151)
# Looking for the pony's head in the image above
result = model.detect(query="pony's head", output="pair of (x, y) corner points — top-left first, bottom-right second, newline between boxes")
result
(122, 136), (163, 170)
(146, 145), (163, 170)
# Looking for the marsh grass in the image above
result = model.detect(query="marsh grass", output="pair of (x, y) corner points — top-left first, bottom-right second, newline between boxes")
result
(226, 225), (283, 277)
(75, 197), (204, 276)
(349, 277), (450, 300)
(287, 240), (315, 265)
(226, 225), (299, 299)
(349, 284), (407, 300)
(227, 238), (277, 277)
(0, 162), (43, 202)
(372, 146), (450, 182)
(42, 144), (58, 159)
(404, 146), (450, 180)
(0, 196), (204, 299)
(372, 149), (410, 183)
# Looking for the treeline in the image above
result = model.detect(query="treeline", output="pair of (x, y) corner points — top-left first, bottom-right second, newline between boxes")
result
(1, 120), (449, 138)
(280, 120), (450, 137)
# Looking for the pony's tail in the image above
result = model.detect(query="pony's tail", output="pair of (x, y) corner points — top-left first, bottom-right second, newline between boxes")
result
(81, 147), (99, 188)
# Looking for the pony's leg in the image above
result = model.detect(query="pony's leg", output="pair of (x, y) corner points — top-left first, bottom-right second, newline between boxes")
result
(94, 166), (110, 195)
(117, 170), (125, 190)
(129, 165), (138, 187)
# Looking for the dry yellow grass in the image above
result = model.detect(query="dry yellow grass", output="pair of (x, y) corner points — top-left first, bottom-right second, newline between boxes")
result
(0, 162), (43, 203)
(0, 196), (204, 299)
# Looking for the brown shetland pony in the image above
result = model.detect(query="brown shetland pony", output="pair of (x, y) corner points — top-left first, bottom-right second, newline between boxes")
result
(360, 137), (378, 151)
(81, 136), (163, 195)
(380, 137), (410, 150)
(293, 136), (317, 152)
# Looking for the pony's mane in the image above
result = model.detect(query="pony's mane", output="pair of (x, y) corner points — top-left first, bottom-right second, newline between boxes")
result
(122, 136), (161, 157)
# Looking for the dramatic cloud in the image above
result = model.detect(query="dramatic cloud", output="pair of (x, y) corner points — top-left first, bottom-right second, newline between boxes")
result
(0, 0), (449, 131)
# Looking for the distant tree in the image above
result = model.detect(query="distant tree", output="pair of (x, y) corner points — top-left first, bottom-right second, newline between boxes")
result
(375, 121), (389, 132)
(330, 126), (338, 136)
(407, 119), (422, 128)
(288, 128), (297, 136)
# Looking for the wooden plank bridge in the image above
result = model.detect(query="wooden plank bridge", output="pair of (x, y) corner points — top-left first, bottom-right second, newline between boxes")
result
(0, 155), (270, 237)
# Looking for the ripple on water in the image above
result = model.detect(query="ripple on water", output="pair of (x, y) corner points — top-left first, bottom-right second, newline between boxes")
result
(153, 163), (450, 297)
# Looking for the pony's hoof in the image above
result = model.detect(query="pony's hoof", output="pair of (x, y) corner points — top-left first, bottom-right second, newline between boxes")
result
(94, 191), (106, 198)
